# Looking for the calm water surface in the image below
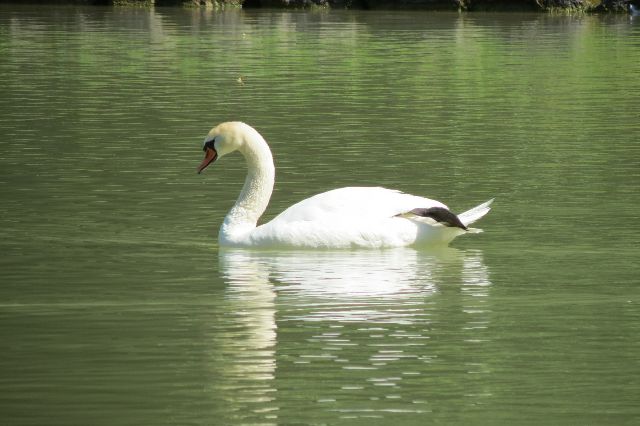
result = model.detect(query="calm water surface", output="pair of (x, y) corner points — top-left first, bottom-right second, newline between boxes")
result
(1, 5), (639, 424)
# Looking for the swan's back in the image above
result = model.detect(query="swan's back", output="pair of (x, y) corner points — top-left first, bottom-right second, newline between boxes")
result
(273, 187), (447, 223)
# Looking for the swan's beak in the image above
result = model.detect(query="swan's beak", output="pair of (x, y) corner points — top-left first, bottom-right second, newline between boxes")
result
(197, 147), (218, 174)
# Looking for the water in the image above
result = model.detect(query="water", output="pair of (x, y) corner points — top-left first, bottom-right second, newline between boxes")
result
(1, 5), (639, 424)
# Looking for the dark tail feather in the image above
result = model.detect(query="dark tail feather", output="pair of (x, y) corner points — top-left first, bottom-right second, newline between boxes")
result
(409, 207), (468, 230)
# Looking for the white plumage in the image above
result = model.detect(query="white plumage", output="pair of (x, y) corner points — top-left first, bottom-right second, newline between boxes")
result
(197, 122), (492, 249)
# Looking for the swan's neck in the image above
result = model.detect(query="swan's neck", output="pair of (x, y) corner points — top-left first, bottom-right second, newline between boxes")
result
(220, 132), (275, 243)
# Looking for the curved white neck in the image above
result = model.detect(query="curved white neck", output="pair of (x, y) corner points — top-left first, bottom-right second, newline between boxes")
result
(220, 129), (275, 244)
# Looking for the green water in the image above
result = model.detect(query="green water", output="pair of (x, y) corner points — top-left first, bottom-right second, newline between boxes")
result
(1, 5), (639, 424)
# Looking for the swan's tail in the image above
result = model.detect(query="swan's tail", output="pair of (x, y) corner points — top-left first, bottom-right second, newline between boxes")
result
(458, 199), (494, 230)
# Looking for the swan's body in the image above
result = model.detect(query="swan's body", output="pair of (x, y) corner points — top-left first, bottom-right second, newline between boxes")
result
(198, 122), (492, 249)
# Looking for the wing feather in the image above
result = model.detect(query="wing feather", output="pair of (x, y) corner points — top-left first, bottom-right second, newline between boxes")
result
(272, 187), (447, 223)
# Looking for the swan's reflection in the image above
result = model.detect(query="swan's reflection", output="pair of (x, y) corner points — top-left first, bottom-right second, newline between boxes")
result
(222, 249), (425, 327)
(216, 248), (491, 421)
(220, 248), (489, 330)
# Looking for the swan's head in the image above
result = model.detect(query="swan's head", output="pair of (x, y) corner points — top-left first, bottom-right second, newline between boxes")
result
(197, 121), (248, 174)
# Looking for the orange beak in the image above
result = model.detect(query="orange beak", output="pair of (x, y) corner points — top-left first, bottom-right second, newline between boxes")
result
(197, 147), (218, 174)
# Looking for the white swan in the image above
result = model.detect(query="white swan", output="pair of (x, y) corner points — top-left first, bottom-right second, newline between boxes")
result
(197, 122), (493, 249)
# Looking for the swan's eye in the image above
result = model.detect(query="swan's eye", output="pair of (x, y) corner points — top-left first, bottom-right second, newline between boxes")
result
(203, 139), (216, 152)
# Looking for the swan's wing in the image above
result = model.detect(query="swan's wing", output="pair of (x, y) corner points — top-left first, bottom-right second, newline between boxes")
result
(272, 187), (447, 223)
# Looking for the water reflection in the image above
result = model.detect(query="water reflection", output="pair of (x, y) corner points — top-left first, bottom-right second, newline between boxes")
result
(211, 251), (279, 423)
(217, 248), (492, 421)
(221, 248), (489, 320)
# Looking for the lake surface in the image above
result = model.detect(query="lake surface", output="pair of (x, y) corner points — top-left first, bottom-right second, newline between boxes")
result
(1, 4), (639, 424)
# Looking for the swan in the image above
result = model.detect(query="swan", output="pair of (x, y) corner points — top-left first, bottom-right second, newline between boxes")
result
(197, 121), (493, 249)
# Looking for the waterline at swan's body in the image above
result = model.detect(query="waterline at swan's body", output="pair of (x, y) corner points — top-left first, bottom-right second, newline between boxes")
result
(198, 122), (493, 249)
